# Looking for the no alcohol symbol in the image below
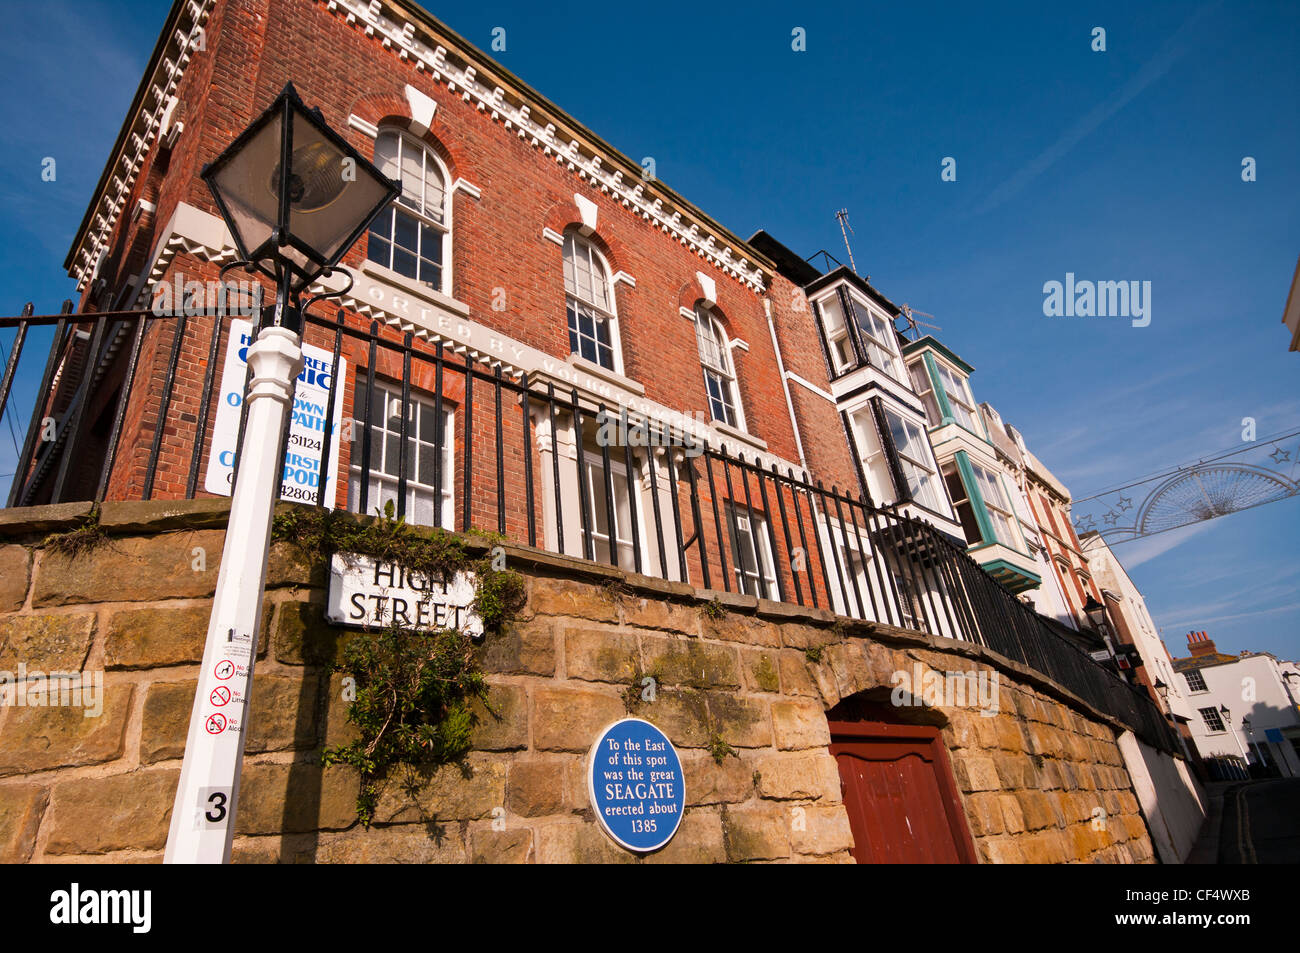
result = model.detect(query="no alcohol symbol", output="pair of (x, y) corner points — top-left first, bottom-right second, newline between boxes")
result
(205, 713), (228, 735)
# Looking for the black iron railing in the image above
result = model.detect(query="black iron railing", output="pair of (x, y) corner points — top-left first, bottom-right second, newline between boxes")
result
(0, 306), (1180, 753)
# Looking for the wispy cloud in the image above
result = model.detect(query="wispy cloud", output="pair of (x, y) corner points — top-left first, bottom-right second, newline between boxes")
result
(973, 2), (1221, 216)
(1158, 600), (1300, 631)
(1114, 520), (1216, 568)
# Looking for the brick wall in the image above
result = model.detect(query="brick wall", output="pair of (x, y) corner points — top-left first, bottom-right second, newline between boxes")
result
(0, 500), (1157, 863)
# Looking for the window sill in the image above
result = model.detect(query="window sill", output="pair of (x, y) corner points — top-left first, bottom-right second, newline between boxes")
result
(567, 354), (647, 397)
(360, 259), (469, 319)
(712, 420), (767, 453)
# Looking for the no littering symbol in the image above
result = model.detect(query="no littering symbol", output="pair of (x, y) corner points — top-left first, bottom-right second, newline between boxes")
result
(210, 686), (231, 707)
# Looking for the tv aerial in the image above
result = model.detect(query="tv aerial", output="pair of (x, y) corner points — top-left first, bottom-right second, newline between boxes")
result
(900, 303), (942, 340)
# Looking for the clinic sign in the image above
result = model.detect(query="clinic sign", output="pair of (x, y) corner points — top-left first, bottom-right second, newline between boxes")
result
(588, 718), (685, 852)
(204, 319), (346, 505)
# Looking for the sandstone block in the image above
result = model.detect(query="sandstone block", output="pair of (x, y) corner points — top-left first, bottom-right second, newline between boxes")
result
(0, 683), (133, 776)
(470, 827), (533, 863)
(371, 755), (507, 825)
(643, 808), (726, 863)
(140, 679), (196, 763)
(754, 752), (839, 801)
(317, 823), (467, 863)
(641, 634), (739, 689)
(0, 545), (31, 611)
(529, 579), (618, 623)
(468, 681), (528, 751)
(533, 819), (635, 864)
(790, 803), (855, 857)
(0, 612), (95, 672)
(771, 697), (830, 750)
(681, 751), (755, 805)
(33, 530), (224, 606)
(0, 783), (48, 862)
(235, 761), (359, 834)
(740, 648), (781, 694)
(44, 770), (178, 854)
(724, 802), (792, 861)
(777, 649), (819, 697)
(532, 686), (625, 752)
(507, 759), (566, 817)
(563, 626), (638, 683)
(479, 617), (556, 676)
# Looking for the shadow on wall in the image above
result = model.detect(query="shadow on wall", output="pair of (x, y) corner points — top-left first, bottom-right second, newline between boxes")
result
(1117, 732), (1205, 864)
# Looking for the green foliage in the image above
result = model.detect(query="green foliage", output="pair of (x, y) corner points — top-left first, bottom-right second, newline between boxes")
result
(708, 732), (738, 766)
(471, 567), (526, 632)
(803, 645), (823, 664)
(321, 624), (487, 827)
(700, 597), (726, 620)
(272, 502), (527, 826)
(621, 663), (661, 714)
(43, 505), (108, 559)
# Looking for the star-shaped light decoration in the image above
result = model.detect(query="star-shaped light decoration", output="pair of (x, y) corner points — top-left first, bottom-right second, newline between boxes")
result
(1104, 510), (1119, 526)
(1270, 446), (1291, 464)
(1075, 514), (1096, 532)
(1117, 495), (1133, 512)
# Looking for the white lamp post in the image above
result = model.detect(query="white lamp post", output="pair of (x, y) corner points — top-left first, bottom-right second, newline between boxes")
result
(165, 84), (397, 863)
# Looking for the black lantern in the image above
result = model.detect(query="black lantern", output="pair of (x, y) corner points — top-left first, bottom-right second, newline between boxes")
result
(1082, 594), (1108, 632)
(201, 83), (398, 316)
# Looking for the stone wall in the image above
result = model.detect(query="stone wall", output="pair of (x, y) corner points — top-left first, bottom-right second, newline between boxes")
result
(0, 500), (1156, 863)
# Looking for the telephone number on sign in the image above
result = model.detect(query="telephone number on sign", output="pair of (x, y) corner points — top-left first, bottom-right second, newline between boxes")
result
(288, 434), (321, 451)
(280, 484), (322, 501)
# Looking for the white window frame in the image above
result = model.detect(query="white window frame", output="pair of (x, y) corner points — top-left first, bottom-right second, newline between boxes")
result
(932, 357), (979, 432)
(882, 408), (945, 512)
(846, 288), (902, 381)
(694, 305), (744, 430)
(367, 129), (452, 295)
(580, 447), (642, 569)
(1199, 706), (1226, 733)
(727, 504), (777, 599)
(820, 517), (873, 619)
(942, 463), (983, 546)
(816, 291), (856, 374)
(563, 231), (622, 373)
(348, 380), (454, 530)
(907, 359), (943, 427)
(966, 460), (1019, 549)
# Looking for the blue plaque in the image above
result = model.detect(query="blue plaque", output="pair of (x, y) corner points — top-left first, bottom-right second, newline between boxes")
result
(588, 718), (686, 852)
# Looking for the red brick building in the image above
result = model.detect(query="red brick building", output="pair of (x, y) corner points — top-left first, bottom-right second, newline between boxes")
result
(20, 0), (885, 610)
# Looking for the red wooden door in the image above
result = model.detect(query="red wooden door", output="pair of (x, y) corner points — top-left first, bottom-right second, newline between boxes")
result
(830, 720), (976, 864)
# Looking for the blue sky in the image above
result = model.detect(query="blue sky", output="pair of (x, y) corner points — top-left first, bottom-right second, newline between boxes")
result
(1, 0), (1296, 661)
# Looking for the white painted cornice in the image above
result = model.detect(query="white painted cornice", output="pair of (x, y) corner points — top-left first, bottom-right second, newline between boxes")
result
(69, 0), (213, 290)
(323, 0), (770, 293)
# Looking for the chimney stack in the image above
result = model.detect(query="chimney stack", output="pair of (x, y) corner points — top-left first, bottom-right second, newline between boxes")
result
(1187, 630), (1218, 658)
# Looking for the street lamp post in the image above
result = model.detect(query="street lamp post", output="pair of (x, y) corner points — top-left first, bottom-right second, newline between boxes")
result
(164, 83), (397, 864)
(1218, 704), (1250, 779)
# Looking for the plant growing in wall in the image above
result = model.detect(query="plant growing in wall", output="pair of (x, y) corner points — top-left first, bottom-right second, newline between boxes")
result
(274, 502), (526, 826)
